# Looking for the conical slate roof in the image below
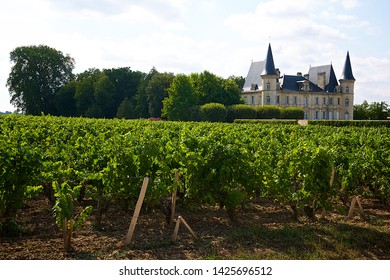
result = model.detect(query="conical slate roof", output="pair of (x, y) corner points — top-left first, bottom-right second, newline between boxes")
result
(261, 43), (277, 76)
(326, 64), (339, 92)
(340, 51), (355, 80)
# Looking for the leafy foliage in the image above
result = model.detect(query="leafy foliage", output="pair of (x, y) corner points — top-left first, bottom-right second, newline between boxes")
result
(0, 115), (389, 227)
(7, 45), (75, 115)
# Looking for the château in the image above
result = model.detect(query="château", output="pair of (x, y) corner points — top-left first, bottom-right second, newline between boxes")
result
(242, 44), (355, 120)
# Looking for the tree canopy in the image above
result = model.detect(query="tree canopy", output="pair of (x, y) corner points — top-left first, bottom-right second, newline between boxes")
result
(354, 101), (389, 120)
(7, 45), (75, 115)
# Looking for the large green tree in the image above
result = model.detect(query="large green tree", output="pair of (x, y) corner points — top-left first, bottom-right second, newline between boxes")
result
(146, 72), (175, 118)
(162, 74), (196, 121)
(354, 100), (389, 120)
(7, 45), (75, 115)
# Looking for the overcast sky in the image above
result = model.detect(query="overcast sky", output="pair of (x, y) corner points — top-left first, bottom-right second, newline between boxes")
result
(1, 0), (389, 112)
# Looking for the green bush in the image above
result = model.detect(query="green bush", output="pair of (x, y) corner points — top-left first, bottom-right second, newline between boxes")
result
(199, 103), (227, 122)
(234, 119), (298, 125)
(281, 107), (305, 119)
(257, 106), (281, 119)
(308, 120), (390, 127)
(227, 104), (257, 122)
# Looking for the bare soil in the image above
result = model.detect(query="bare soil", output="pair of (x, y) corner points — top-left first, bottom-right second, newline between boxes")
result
(1, 196), (389, 260)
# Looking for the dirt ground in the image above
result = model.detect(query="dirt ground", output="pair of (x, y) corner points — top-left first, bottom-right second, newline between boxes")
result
(1, 196), (389, 260)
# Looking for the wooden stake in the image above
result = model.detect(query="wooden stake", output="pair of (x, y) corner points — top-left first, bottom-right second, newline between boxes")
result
(179, 216), (198, 239)
(356, 196), (364, 213)
(330, 168), (335, 187)
(171, 218), (181, 242)
(170, 171), (179, 226)
(348, 196), (357, 218)
(125, 177), (149, 245)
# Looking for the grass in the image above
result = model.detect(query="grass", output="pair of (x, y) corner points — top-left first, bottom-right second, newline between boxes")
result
(204, 220), (390, 260)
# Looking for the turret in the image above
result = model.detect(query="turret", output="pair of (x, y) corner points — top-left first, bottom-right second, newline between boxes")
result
(261, 44), (278, 105)
(339, 51), (355, 119)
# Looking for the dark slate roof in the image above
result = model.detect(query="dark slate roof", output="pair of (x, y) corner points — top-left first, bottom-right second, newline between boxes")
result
(307, 64), (339, 92)
(340, 51), (355, 80)
(261, 43), (277, 76)
(280, 75), (324, 92)
(243, 60), (265, 91)
(326, 64), (338, 92)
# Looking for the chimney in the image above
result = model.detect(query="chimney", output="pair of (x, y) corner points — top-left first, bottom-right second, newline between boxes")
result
(297, 72), (302, 77)
(317, 72), (326, 90)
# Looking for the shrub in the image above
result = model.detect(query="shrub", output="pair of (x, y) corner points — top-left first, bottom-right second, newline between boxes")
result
(257, 106), (281, 119)
(199, 103), (227, 122)
(281, 107), (305, 119)
(227, 104), (257, 122)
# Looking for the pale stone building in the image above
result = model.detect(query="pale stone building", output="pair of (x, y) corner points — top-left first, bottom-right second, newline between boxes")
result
(242, 44), (356, 120)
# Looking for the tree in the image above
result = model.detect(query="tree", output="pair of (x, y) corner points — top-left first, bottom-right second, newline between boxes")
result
(367, 101), (388, 120)
(146, 72), (175, 118)
(55, 81), (77, 117)
(116, 97), (134, 119)
(228, 75), (245, 90)
(162, 74), (196, 121)
(93, 75), (116, 118)
(354, 100), (389, 120)
(7, 45), (75, 115)
(353, 100), (369, 120)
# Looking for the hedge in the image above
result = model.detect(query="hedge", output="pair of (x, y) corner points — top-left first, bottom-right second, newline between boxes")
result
(199, 103), (227, 122)
(226, 104), (257, 122)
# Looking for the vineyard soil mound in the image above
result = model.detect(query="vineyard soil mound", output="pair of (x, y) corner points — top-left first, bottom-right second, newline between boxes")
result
(1, 196), (389, 260)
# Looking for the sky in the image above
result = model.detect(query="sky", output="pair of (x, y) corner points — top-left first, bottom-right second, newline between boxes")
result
(1, 0), (389, 112)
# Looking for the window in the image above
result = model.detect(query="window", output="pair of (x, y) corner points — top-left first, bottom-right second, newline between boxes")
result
(294, 96), (297, 105)
(304, 112), (308, 119)
(345, 97), (349, 107)
(315, 111), (319, 120)
(304, 97), (309, 106)
(266, 82), (270, 90)
(329, 97), (333, 105)
(337, 98), (340, 105)
(345, 111), (349, 120)
(322, 111), (326, 119)
(286, 96), (289, 105)
(323, 97), (326, 105)
(315, 97), (319, 105)
(346, 85), (349, 93)
(251, 96), (254, 105)
(266, 96), (271, 105)
(329, 111), (333, 120)
(276, 95), (280, 104)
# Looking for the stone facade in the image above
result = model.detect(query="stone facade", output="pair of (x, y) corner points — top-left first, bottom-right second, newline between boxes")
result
(242, 44), (355, 120)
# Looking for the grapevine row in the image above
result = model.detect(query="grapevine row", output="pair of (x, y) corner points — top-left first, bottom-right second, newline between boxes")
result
(1, 115), (389, 229)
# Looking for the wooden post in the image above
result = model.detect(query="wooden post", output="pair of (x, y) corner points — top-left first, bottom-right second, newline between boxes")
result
(170, 171), (179, 226)
(179, 216), (198, 239)
(356, 196), (364, 213)
(125, 177), (149, 245)
(348, 196), (357, 218)
(171, 218), (181, 242)
(348, 195), (364, 219)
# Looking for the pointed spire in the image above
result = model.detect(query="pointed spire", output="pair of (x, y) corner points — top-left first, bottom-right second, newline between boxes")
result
(326, 64), (339, 92)
(340, 51), (355, 80)
(261, 43), (277, 76)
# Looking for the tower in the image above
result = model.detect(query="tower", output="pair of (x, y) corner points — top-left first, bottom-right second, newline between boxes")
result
(339, 51), (355, 119)
(261, 43), (279, 105)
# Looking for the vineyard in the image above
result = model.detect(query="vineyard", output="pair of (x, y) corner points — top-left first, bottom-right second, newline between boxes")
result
(0, 115), (389, 259)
